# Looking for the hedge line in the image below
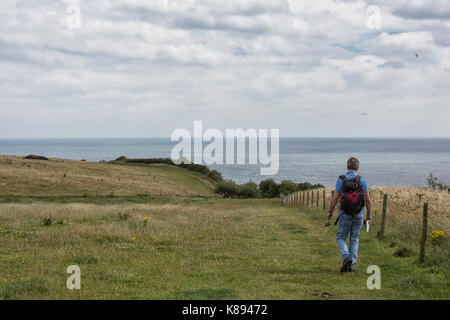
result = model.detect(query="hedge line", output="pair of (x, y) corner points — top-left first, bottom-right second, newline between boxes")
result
(112, 157), (324, 198)
(215, 178), (324, 199)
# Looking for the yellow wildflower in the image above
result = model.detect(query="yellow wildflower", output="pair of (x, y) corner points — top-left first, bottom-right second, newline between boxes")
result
(430, 230), (445, 238)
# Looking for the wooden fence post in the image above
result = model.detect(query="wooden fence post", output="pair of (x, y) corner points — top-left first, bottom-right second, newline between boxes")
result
(302, 191), (305, 205)
(323, 189), (326, 211)
(311, 191), (314, 207)
(316, 191), (319, 207)
(307, 191), (310, 206)
(377, 194), (388, 240)
(419, 202), (428, 264)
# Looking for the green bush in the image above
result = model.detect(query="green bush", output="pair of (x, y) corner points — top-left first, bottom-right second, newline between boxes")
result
(297, 182), (325, 191)
(279, 180), (298, 195)
(259, 179), (280, 198)
(123, 157), (174, 165)
(239, 181), (259, 198)
(215, 180), (258, 198)
(215, 180), (240, 198)
(115, 156), (128, 162)
(207, 170), (223, 183)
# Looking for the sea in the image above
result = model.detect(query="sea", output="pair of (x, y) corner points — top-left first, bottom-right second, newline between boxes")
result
(0, 138), (449, 187)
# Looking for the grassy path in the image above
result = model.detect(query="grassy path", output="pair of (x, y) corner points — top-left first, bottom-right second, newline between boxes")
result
(0, 198), (448, 299)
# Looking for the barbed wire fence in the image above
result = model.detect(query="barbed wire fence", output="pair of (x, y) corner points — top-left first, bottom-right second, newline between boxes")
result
(280, 188), (449, 263)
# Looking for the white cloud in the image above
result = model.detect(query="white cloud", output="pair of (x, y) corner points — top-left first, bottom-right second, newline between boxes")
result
(0, 0), (448, 138)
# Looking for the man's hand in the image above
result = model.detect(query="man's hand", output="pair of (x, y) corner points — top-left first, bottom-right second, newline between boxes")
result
(366, 214), (371, 221)
(328, 192), (339, 221)
(327, 209), (333, 220)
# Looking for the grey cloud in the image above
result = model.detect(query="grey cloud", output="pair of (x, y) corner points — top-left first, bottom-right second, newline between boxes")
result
(392, 5), (450, 20)
(0, 0), (449, 138)
(380, 60), (404, 69)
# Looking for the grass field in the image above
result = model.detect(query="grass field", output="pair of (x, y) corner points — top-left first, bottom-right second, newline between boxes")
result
(0, 157), (448, 299)
(0, 156), (215, 197)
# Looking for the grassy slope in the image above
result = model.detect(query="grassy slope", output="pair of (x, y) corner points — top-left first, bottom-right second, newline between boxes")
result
(0, 156), (215, 197)
(0, 157), (448, 299)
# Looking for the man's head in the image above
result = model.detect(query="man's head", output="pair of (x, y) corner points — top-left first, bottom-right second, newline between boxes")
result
(347, 157), (360, 171)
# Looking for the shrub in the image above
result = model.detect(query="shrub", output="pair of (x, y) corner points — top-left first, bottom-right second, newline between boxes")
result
(239, 181), (258, 198)
(215, 180), (240, 198)
(297, 182), (325, 191)
(208, 170), (223, 183)
(427, 173), (449, 191)
(259, 179), (280, 198)
(279, 180), (298, 195)
(124, 157), (174, 165)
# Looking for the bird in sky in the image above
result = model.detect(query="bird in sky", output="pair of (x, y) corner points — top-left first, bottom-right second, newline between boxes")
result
(415, 53), (419, 58)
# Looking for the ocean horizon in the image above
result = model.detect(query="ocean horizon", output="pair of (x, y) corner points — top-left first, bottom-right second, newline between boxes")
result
(1, 137), (449, 187)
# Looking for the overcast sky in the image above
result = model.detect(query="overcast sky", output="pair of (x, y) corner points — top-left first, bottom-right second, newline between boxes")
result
(1, 0), (449, 138)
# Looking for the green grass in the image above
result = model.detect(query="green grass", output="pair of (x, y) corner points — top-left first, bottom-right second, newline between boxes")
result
(0, 198), (448, 299)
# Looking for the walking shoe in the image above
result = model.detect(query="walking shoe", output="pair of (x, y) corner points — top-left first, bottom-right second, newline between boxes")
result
(340, 256), (352, 272)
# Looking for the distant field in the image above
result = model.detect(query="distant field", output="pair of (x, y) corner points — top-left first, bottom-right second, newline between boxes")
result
(0, 156), (215, 198)
(0, 157), (448, 299)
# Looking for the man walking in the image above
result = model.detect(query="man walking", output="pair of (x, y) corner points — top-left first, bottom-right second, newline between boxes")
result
(327, 157), (372, 272)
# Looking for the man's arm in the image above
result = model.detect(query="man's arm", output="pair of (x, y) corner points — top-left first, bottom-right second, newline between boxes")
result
(328, 177), (343, 220)
(327, 192), (339, 220)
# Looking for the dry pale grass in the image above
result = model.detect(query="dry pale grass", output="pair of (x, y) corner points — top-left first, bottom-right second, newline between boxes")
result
(0, 156), (215, 197)
(293, 186), (450, 236)
(369, 187), (450, 234)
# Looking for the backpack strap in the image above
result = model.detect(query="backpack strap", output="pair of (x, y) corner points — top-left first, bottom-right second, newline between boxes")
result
(339, 175), (346, 192)
(338, 175), (346, 209)
(357, 175), (366, 198)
